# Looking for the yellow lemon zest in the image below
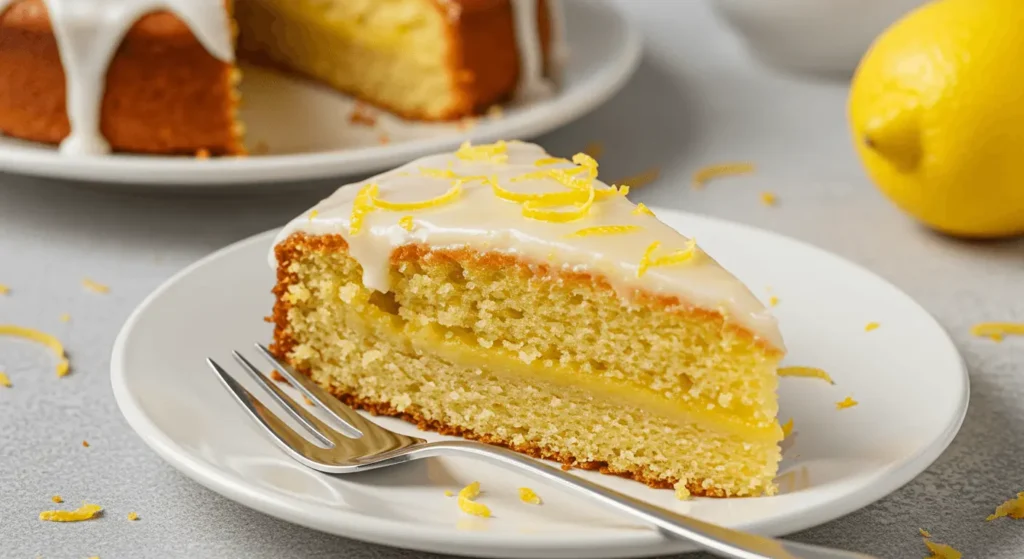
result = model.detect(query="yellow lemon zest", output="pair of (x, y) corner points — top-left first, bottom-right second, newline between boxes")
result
(919, 528), (931, 538)
(781, 418), (794, 437)
(777, 366), (834, 384)
(456, 141), (508, 163)
(82, 278), (109, 294)
(0, 372), (10, 388)
(39, 503), (102, 522)
(769, 296), (780, 307)
(308, 209), (318, 221)
(986, 491), (1024, 521)
(52, 495), (63, 503)
(490, 176), (589, 206)
(372, 181), (463, 211)
(571, 152), (599, 176)
(458, 496), (492, 517)
(633, 203), (656, 217)
(443, 490), (454, 497)
(398, 216), (415, 231)
(971, 322), (1024, 339)
(128, 511), (139, 521)
(760, 191), (777, 206)
(835, 396), (858, 410)
(0, 325), (70, 376)
(522, 185), (595, 222)
(458, 481), (481, 500)
(518, 487), (542, 505)
(0, 284), (8, 294)
(865, 322), (880, 332)
(348, 183), (379, 235)
(923, 538), (962, 559)
(642, 238), (700, 274)
(568, 225), (642, 237)
(593, 184), (629, 200)
(692, 162), (755, 188)
(637, 241), (661, 278)
(534, 157), (569, 167)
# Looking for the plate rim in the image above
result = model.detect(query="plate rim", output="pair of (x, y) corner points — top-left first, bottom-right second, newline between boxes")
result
(110, 209), (970, 558)
(0, 0), (642, 187)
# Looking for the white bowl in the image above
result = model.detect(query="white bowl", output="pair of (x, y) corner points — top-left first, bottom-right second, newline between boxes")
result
(711, 0), (929, 78)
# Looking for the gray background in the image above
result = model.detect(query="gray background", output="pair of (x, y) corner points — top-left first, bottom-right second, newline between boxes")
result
(2, 1), (1023, 558)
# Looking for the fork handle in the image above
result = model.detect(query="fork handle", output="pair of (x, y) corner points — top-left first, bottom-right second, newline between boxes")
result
(418, 441), (875, 559)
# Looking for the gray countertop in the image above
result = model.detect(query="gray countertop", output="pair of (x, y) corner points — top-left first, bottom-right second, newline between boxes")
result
(2, 1), (1023, 558)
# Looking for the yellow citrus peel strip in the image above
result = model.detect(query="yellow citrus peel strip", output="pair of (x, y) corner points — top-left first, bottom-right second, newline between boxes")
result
(522, 185), (595, 223)
(490, 175), (589, 205)
(633, 203), (656, 217)
(372, 181), (463, 211)
(835, 396), (858, 410)
(638, 239), (699, 277)
(456, 141), (508, 164)
(865, 322), (880, 332)
(769, 296), (780, 307)
(692, 162), (755, 188)
(986, 491), (1024, 521)
(923, 538), (961, 559)
(0, 372), (10, 388)
(398, 216), (414, 231)
(534, 157), (569, 167)
(971, 322), (1024, 340)
(39, 503), (102, 522)
(568, 225), (642, 237)
(0, 325), (70, 376)
(52, 495), (63, 503)
(458, 481), (481, 500)
(128, 511), (139, 521)
(82, 278), (109, 294)
(777, 366), (834, 384)
(781, 418), (793, 438)
(919, 528), (931, 538)
(0, 284), (8, 294)
(348, 183), (379, 235)
(760, 192), (777, 206)
(518, 487), (542, 505)
(456, 481), (491, 518)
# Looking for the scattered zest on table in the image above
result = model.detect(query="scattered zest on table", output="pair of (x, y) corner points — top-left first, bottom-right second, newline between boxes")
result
(81, 278), (110, 294)
(39, 503), (103, 522)
(781, 418), (794, 438)
(923, 537), (962, 559)
(0, 284), (9, 295)
(691, 162), (755, 188)
(769, 296), (779, 307)
(0, 372), (10, 388)
(865, 322), (880, 332)
(919, 528), (931, 538)
(760, 191), (777, 206)
(0, 325), (70, 376)
(777, 366), (834, 384)
(518, 487), (542, 505)
(971, 322), (1024, 342)
(127, 511), (139, 521)
(835, 396), (858, 410)
(986, 491), (1024, 521)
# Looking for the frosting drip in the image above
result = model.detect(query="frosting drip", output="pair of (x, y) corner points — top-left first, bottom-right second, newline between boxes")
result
(273, 141), (784, 351)
(0, 0), (234, 156)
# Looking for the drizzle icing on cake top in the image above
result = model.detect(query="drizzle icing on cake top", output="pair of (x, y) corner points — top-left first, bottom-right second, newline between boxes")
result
(274, 141), (784, 351)
(0, 0), (564, 156)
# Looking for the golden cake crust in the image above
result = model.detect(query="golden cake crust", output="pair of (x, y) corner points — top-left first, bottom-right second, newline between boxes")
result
(0, 0), (243, 155)
(268, 232), (781, 497)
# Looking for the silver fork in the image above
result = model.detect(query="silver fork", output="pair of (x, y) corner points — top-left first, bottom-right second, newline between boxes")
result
(207, 343), (876, 559)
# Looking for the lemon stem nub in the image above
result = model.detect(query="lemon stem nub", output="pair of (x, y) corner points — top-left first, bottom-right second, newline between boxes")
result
(862, 108), (922, 172)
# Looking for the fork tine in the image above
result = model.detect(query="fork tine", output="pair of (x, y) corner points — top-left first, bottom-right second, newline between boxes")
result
(254, 343), (377, 437)
(206, 358), (318, 459)
(230, 351), (336, 447)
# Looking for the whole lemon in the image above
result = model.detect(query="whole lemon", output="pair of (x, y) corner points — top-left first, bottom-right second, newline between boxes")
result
(849, 0), (1024, 238)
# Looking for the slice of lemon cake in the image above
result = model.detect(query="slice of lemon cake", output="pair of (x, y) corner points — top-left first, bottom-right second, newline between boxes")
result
(269, 141), (785, 497)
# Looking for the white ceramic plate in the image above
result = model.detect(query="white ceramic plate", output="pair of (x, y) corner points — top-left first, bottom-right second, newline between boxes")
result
(0, 1), (639, 187)
(111, 209), (968, 558)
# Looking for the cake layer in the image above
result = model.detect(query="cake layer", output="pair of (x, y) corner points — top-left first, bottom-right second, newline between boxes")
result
(271, 236), (781, 496)
(235, 0), (555, 120)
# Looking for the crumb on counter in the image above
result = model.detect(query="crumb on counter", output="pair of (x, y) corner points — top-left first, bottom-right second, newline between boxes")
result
(269, 370), (288, 383)
(0, 325), (70, 377)
(835, 396), (858, 410)
(348, 102), (378, 126)
(692, 162), (755, 188)
(302, 395), (314, 406)
(777, 366), (834, 384)
(82, 440), (89, 448)
(986, 491), (1024, 521)
(39, 503), (102, 522)
(781, 418), (793, 437)
(81, 278), (110, 294)
(195, 148), (210, 160)
(673, 481), (692, 500)
(518, 487), (542, 505)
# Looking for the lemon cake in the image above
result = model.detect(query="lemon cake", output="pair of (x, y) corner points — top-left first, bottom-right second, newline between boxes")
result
(0, 0), (563, 155)
(269, 141), (785, 497)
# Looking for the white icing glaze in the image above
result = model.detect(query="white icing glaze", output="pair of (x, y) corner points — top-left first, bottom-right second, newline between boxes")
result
(509, 0), (559, 99)
(273, 141), (784, 350)
(0, 0), (233, 156)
